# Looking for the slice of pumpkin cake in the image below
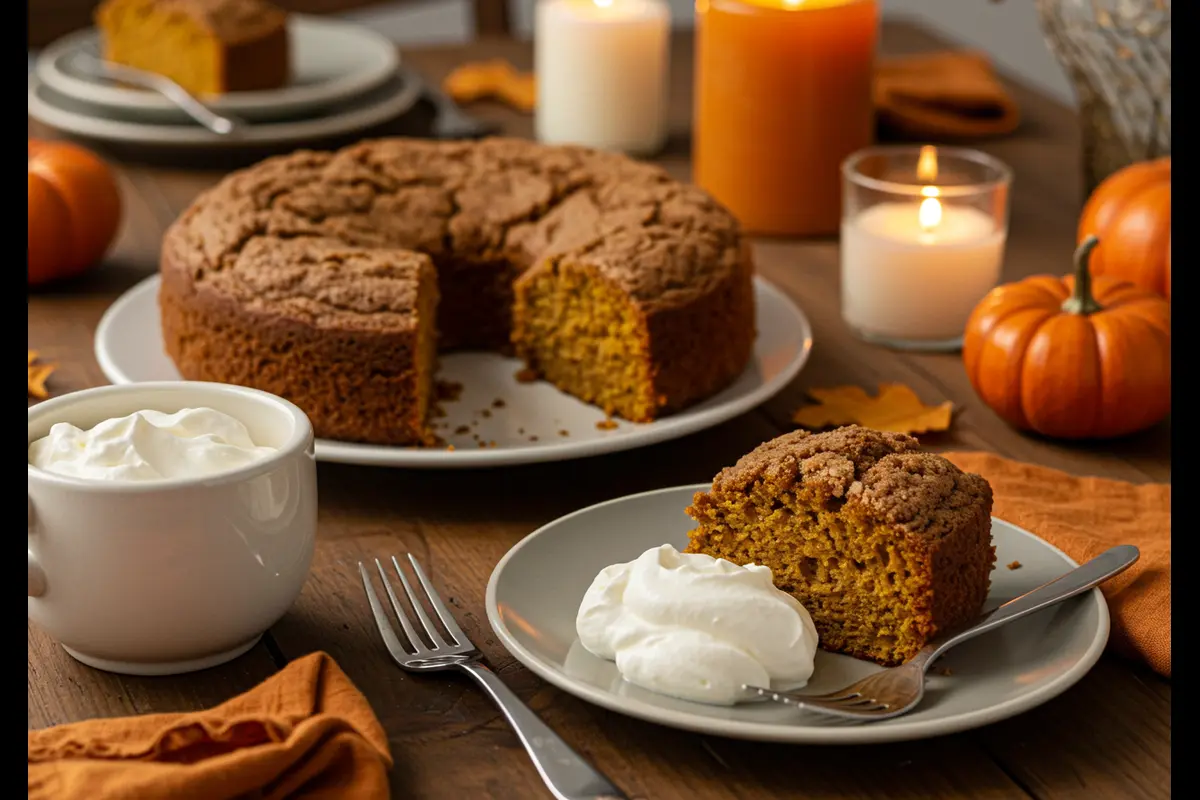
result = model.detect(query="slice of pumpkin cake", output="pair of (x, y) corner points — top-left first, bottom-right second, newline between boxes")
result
(685, 426), (994, 666)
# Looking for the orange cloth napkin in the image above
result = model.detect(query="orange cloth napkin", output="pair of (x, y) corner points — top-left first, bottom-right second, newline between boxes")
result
(875, 51), (1020, 140)
(944, 452), (1170, 678)
(443, 51), (1019, 140)
(28, 652), (392, 800)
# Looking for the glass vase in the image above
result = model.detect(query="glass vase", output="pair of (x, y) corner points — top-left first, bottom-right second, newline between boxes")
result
(1034, 0), (1171, 195)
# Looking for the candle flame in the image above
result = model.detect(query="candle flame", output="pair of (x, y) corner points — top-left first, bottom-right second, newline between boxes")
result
(594, 0), (613, 6)
(917, 145), (938, 182)
(919, 196), (943, 232)
(783, 0), (803, 7)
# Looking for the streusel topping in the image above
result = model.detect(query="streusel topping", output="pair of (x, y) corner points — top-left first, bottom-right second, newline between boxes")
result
(710, 426), (992, 537)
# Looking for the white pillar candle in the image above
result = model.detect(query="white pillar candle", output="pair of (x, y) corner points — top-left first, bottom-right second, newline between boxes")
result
(534, 0), (670, 155)
(841, 199), (1005, 343)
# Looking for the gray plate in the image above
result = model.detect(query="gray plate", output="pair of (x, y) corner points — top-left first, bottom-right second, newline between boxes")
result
(28, 70), (420, 148)
(34, 16), (399, 122)
(486, 485), (1109, 744)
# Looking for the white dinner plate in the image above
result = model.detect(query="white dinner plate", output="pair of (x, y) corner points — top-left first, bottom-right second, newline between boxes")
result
(28, 70), (420, 148)
(34, 16), (400, 122)
(485, 485), (1110, 744)
(94, 275), (814, 468)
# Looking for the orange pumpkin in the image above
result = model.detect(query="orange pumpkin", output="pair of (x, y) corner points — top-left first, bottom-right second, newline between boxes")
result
(28, 139), (122, 287)
(963, 237), (1170, 439)
(1077, 156), (1171, 299)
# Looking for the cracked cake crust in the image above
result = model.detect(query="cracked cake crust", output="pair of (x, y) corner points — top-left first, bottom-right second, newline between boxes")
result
(159, 137), (755, 444)
(706, 426), (993, 538)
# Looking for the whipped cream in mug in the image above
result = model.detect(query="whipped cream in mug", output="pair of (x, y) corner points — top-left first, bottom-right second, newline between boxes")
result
(29, 407), (276, 482)
(576, 544), (819, 705)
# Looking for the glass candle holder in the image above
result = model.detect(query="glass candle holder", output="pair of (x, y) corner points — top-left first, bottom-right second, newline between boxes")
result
(693, 0), (879, 236)
(840, 145), (1012, 351)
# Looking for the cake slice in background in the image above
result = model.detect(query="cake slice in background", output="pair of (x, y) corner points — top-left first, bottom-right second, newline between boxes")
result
(94, 0), (290, 95)
(685, 426), (995, 666)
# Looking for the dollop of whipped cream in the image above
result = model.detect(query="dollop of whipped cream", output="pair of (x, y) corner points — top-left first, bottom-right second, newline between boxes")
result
(29, 407), (276, 482)
(576, 544), (819, 705)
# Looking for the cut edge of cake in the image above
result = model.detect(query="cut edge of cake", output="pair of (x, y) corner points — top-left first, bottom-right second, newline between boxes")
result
(684, 425), (995, 666)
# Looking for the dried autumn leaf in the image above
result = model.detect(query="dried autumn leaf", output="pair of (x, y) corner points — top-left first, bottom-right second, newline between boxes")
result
(791, 383), (953, 435)
(443, 59), (535, 112)
(28, 351), (56, 399)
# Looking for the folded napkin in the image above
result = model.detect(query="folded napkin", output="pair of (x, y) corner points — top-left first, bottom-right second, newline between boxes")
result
(29, 652), (392, 800)
(875, 51), (1020, 140)
(443, 51), (1018, 141)
(944, 452), (1170, 677)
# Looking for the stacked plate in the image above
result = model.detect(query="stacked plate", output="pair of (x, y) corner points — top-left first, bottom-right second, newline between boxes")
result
(28, 14), (421, 147)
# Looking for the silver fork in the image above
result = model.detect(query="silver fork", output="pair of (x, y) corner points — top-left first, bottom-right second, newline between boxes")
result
(360, 555), (627, 800)
(745, 544), (1139, 721)
(68, 49), (246, 136)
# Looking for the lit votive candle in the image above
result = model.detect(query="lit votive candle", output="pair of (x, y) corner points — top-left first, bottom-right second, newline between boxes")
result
(841, 146), (1012, 351)
(535, 0), (670, 155)
(694, 0), (879, 236)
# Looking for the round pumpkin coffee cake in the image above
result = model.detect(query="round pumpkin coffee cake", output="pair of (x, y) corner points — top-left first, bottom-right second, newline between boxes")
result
(160, 137), (756, 445)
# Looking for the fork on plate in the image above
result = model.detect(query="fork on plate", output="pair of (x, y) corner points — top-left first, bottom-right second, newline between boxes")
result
(68, 46), (246, 136)
(360, 554), (627, 800)
(745, 544), (1139, 721)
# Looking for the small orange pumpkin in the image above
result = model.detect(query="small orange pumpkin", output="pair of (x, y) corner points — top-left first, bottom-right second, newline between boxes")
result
(963, 236), (1170, 439)
(1077, 156), (1171, 299)
(28, 139), (122, 287)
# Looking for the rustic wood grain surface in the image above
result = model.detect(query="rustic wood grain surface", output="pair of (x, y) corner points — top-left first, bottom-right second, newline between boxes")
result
(28, 21), (1170, 800)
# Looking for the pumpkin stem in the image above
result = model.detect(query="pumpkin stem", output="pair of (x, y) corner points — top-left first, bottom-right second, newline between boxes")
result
(1062, 235), (1105, 315)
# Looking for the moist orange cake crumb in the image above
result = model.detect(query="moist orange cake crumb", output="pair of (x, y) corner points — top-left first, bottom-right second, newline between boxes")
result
(685, 426), (995, 666)
(96, 0), (289, 96)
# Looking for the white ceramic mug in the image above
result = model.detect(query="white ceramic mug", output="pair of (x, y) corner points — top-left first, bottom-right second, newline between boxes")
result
(28, 382), (318, 676)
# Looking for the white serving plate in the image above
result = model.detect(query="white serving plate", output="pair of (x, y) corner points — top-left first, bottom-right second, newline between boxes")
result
(95, 274), (814, 469)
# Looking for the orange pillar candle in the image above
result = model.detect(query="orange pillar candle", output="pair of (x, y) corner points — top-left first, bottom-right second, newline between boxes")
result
(694, 0), (879, 236)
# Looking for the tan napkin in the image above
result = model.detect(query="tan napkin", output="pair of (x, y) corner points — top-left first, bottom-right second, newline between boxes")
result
(28, 652), (392, 800)
(875, 50), (1021, 140)
(945, 452), (1170, 677)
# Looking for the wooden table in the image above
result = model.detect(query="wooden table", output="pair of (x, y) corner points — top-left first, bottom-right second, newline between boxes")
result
(29, 20), (1170, 800)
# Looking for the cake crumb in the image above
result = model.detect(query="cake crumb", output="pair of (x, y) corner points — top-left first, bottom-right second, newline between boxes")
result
(517, 427), (525, 435)
(446, 444), (456, 451)
(515, 367), (539, 383)
(595, 418), (618, 430)
(480, 408), (492, 418)
(478, 440), (488, 448)
(435, 380), (464, 403)
(1007, 561), (1022, 570)
(558, 429), (570, 437)
(530, 435), (539, 442)
(492, 398), (506, 408)
(488, 440), (497, 448)
(454, 425), (470, 435)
